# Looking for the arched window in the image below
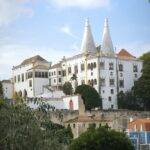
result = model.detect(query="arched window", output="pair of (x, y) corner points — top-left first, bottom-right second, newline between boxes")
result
(69, 100), (74, 110)
(91, 63), (94, 70)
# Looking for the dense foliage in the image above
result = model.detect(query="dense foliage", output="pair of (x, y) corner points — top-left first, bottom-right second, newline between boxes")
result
(0, 99), (73, 150)
(69, 126), (134, 150)
(62, 82), (73, 95)
(75, 84), (102, 110)
(118, 52), (150, 111)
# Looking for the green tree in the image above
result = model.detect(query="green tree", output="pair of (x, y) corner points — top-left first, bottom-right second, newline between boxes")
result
(69, 126), (134, 150)
(75, 84), (102, 110)
(0, 81), (3, 98)
(62, 82), (73, 95)
(133, 52), (150, 110)
(0, 99), (72, 150)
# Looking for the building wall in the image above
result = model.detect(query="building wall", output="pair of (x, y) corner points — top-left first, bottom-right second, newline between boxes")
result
(49, 55), (143, 110)
(2, 82), (13, 99)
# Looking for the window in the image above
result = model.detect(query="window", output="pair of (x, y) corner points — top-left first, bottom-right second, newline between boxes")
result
(29, 80), (32, 87)
(49, 72), (51, 76)
(49, 79), (51, 86)
(22, 74), (24, 82)
(35, 72), (38, 77)
(54, 79), (56, 83)
(119, 64), (123, 71)
(62, 70), (66, 76)
(81, 63), (85, 71)
(110, 79), (115, 86)
(74, 65), (78, 74)
(91, 63), (94, 70)
(120, 73), (123, 77)
(73, 124), (75, 128)
(108, 96), (111, 101)
(42, 72), (45, 78)
(28, 72), (33, 79)
(52, 72), (53, 76)
(88, 63), (91, 70)
(100, 78), (105, 86)
(93, 62), (96, 68)
(111, 89), (114, 94)
(119, 80), (124, 88)
(100, 62), (105, 70)
(54, 71), (56, 75)
(45, 72), (48, 78)
(110, 72), (113, 76)
(133, 65), (138, 72)
(109, 63), (114, 70)
(68, 67), (71, 74)
(94, 79), (97, 85)
(91, 72), (93, 76)
(135, 74), (137, 78)
(59, 78), (61, 82)
(58, 71), (61, 75)
(111, 105), (114, 109)
(14, 76), (16, 83)
(18, 75), (20, 82)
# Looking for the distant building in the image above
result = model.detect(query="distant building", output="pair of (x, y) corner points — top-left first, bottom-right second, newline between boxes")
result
(127, 118), (150, 150)
(2, 80), (13, 99)
(12, 55), (51, 97)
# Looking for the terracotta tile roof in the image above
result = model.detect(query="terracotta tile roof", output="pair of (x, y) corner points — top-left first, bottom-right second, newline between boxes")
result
(128, 118), (150, 131)
(117, 49), (136, 59)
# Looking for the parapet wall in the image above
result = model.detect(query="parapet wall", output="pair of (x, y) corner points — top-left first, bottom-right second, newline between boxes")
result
(49, 109), (150, 131)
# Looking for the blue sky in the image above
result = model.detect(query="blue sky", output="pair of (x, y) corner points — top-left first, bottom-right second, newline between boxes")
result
(0, 0), (150, 79)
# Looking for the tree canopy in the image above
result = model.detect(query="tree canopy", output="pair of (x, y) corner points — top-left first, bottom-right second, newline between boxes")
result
(69, 126), (134, 150)
(75, 84), (102, 110)
(62, 82), (73, 95)
(0, 99), (73, 150)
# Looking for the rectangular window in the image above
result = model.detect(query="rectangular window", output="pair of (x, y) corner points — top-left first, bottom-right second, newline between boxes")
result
(100, 78), (105, 86)
(81, 63), (85, 71)
(49, 72), (51, 76)
(119, 64), (123, 71)
(22, 73), (24, 82)
(14, 76), (16, 83)
(28, 72), (33, 79)
(100, 62), (105, 70)
(108, 96), (112, 101)
(49, 79), (51, 86)
(68, 67), (71, 74)
(110, 79), (115, 86)
(35, 72), (38, 78)
(119, 80), (124, 88)
(45, 72), (48, 78)
(18, 75), (20, 82)
(109, 63), (114, 70)
(58, 71), (61, 75)
(59, 78), (61, 83)
(74, 65), (78, 74)
(133, 65), (138, 72)
(62, 70), (66, 76)
(111, 89), (114, 94)
(54, 71), (56, 75)
(42, 72), (45, 78)
(29, 80), (32, 87)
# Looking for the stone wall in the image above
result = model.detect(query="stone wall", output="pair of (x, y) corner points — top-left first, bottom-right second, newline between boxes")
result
(49, 109), (150, 131)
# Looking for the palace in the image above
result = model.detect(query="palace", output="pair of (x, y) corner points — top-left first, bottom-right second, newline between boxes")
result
(11, 18), (143, 109)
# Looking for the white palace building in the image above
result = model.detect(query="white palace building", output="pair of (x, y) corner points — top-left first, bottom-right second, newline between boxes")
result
(11, 18), (143, 110)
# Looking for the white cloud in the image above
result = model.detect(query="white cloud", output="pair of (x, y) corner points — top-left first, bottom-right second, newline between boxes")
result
(50, 0), (110, 9)
(60, 25), (78, 39)
(0, 0), (33, 27)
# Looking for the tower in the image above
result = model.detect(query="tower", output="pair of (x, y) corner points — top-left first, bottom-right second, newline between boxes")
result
(101, 18), (114, 56)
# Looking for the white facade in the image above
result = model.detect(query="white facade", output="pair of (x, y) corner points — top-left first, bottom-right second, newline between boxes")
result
(2, 80), (13, 99)
(49, 18), (143, 110)
(12, 55), (50, 97)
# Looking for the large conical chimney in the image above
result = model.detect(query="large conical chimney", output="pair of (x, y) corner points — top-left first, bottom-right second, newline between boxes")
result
(81, 18), (96, 54)
(101, 18), (114, 56)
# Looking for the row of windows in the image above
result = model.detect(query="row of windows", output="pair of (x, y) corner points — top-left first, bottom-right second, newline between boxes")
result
(49, 78), (62, 85)
(14, 71), (48, 83)
(49, 63), (139, 77)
